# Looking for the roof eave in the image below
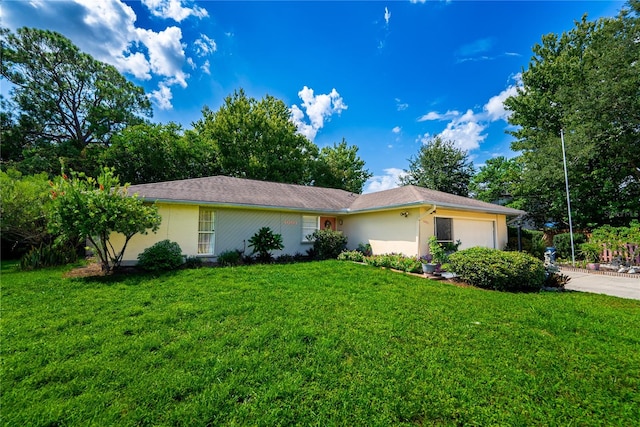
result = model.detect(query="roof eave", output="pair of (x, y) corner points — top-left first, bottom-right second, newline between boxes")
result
(138, 197), (348, 215)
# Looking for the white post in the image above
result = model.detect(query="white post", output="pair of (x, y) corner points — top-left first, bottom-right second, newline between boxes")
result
(560, 129), (576, 265)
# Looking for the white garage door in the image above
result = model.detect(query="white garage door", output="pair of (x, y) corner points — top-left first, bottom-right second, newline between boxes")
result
(453, 220), (496, 250)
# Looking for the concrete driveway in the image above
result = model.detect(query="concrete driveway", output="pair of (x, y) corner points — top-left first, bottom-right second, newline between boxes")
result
(560, 268), (640, 300)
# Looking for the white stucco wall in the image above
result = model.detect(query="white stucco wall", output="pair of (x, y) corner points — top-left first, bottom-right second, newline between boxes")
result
(111, 203), (319, 264)
(340, 208), (421, 256)
(111, 202), (512, 264)
(340, 206), (510, 257)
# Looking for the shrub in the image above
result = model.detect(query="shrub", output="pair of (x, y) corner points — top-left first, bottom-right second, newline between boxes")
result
(338, 250), (365, 263)
(248, 227), (284, 263)
(359, 253), (422, 274)
(217, 249), (242, 267)
(183, 256), (203, 269)
(19, 243), (78, 270)
(553, 233), (586, 260)
(356, 243), (372, 256)
(449, 247), (545, 292)
(308, 229), (348, 260)
(275, 254), (296, 264)
(137, 240), (183, 272)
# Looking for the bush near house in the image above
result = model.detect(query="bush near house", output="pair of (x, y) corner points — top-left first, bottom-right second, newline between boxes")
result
(337, 250), (365, 263)
(137, 240), (184, 272)
(449, 247), (545, 292)
(307, 229), (347, 260)
(248, 227), (284, 263)
(217, 249), (243, 267)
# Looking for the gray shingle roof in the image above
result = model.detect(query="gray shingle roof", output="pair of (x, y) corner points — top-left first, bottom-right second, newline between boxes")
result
(127, 175), (357, 212)
(127, 175), (524, 216)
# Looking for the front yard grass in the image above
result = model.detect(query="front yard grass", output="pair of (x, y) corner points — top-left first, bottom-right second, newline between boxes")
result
(1, 260), (639, 426)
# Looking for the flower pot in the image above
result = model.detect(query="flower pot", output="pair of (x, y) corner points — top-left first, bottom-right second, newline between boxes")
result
(587, 262), (600, 271)
(422, 263), (438, 274)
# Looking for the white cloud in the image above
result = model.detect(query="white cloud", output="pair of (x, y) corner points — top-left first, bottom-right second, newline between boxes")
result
(363, 168), (407, 194)
(416, 75), (522, 152)
(149, 83), (173, 110)
(392, 126), (401, 134)
(194, 34), (217, 56)
(291, 86), (347, 141)
(136, 26), (188, 88)
(141, 0), (208, 22)
(201, 59), (211, 75)
(384, 7), (391, 25)
(418, 110), (460, 122)
(483, 74), (521, 121)
(438, 117), (487, 151)
(395, 98), (409, 111)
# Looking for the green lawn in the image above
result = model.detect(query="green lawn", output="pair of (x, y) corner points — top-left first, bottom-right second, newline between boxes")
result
(2, 261), (639, 426)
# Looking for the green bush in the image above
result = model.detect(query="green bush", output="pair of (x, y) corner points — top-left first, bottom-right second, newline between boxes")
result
(553, 233), (586, 259)
(183, 256), (203, 269)
(356, 243), (372, 256)
(248, 227), (284, 263)
(360, 253), (422, 274)
(449, 247), (545, 292)
(137, 240), (184, 272)
(217, 249), (242, 267)
(506, 227), (546, 258)
(337, 250), (365, 263)
(308, 229), (348, 260)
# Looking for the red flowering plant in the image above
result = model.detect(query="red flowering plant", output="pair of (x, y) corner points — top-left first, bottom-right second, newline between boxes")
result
(48, 167), (161, 273)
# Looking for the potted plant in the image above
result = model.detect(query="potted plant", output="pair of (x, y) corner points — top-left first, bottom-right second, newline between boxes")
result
(579, 242), (601, 270)
(420, 253), (437, 274)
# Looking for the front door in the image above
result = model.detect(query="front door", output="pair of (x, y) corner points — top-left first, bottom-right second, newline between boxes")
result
(320, 216), (336, 231)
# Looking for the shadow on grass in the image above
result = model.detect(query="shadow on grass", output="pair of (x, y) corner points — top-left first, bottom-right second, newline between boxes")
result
(73, 267), (184, 286)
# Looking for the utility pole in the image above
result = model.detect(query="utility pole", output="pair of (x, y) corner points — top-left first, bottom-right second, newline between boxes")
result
(561, 129), (575, 265)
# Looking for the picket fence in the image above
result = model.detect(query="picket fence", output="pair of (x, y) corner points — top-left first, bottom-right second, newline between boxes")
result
(600, 243), (640, 265)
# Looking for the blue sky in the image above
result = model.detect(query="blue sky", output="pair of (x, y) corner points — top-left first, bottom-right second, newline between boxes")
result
(2, 0), (623, 192)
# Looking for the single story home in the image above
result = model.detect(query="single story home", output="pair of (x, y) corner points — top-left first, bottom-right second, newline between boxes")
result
(112, 175), (524, 264)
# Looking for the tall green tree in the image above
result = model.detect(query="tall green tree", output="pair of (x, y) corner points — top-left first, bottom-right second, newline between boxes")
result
(313, 138), (372, 193)
(470, 156), (522, 206)
(193, 89), (318, 185)
(48, 168), (161, 273)
(400, 137), (475, 197)
(100, 123), (220, 184)
(0, 27), (151, 150)
(505, 1), (640, 228)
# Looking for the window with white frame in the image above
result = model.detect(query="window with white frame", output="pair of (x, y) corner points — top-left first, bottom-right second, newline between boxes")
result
(198, 208), (215, 254)
(302, 215), (319, 242)
(434, 217), (453, 243)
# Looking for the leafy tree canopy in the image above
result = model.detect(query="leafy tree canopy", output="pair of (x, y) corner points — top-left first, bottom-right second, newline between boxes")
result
(48, 167), (161, 273)
(100, 123), (220, 185)
(0, 169), (52, 255)
(314, 138), (372, 194)
(470, 156), (523, 206)
(400, 136), (475, 197)
(505, 1), (640, 228)
(193, 89), (318, 185)
(0, 27), (151, 150)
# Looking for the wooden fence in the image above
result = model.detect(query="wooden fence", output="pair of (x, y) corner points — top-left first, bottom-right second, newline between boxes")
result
(600, 243), (640, 265)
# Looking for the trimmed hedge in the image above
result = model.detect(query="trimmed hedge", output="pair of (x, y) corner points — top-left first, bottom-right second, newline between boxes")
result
(449, 247), (545, 292)
(137, 240), (184, 272)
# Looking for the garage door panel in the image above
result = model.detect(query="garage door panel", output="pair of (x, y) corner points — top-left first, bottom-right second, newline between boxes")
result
(454, 220), (495, 249)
